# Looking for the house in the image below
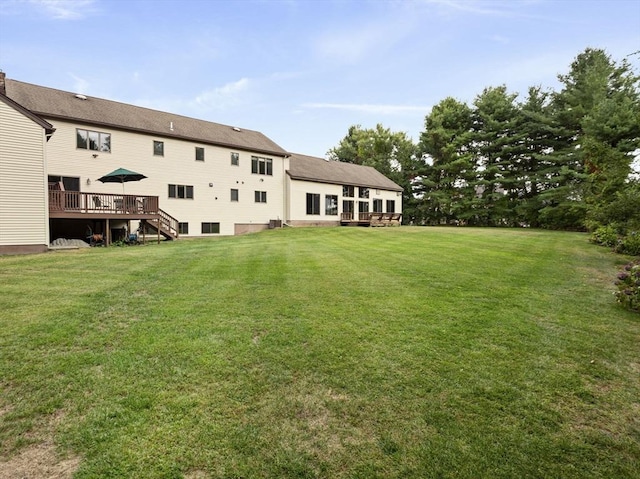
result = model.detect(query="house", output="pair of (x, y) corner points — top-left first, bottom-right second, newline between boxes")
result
(286, 153), (402, 226)
(0, 85), (55, 254)
(0, 72), (402, 254)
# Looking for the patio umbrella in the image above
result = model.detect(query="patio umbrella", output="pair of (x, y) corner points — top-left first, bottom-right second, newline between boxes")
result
(97, 167), (147, 193)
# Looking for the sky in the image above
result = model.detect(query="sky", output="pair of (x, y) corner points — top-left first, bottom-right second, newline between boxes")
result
(1, 0), (639, 158)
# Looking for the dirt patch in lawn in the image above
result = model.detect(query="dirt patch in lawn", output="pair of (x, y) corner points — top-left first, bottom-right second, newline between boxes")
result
(0, 441), (80, 479)
(0, 410), (80, 479)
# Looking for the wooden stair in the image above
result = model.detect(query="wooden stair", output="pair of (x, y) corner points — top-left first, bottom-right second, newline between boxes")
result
(142, 208), (179, 240)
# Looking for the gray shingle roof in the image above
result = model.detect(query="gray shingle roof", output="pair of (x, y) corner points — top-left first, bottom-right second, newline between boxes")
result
(5, 79), (287, 157)
(0, 94), (55, 135)
(288, 153), (403, 191)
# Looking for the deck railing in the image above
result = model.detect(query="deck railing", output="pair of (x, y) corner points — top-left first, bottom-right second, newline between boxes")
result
(49, 191), (159, 215)
(340, 212), (372, 221)
(340, 211), (401, 226)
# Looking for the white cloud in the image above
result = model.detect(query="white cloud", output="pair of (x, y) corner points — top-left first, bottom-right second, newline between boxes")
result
(27, 0), (97, 20)
(68, 73), (90, 94)
(315, 23), (389, 64)
(313, 6), (420, 65)
(192, 78), (251, 110)
(421, 0), (541, 17)
(303, 103), (428, 115)
(490, 34), (510, 44)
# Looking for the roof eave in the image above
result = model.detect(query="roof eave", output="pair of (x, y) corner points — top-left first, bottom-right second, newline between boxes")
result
(287, 171), (403, 192)
(0, 94), (56, 135)
(35, 112), (287, 157)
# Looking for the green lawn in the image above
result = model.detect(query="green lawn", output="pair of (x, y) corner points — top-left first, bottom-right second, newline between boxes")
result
(0, 227), (638, 478)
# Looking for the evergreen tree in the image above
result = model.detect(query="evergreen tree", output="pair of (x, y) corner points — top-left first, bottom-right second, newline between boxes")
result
(417, 97), (474, 225)
(552, 48), (640, 230)
(469, 86), (520, 226)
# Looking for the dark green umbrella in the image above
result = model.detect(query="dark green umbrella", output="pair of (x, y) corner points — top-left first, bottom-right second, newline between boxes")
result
(97, 167), (147, 193)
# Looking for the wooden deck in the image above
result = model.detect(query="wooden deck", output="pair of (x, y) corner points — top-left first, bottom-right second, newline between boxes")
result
(340, 212), (402, 227)
(48, 190), (179, 243)
(49, 191), (160, 219)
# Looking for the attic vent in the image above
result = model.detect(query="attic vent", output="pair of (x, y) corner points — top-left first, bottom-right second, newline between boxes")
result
(74, 94), (87, 100)
(232, 127), (241, 132)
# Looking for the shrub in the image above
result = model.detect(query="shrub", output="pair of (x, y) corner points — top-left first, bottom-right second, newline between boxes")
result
(590, 224), (619, 247)
(615, 231), (640, 256)
(614, 260), (640, 312)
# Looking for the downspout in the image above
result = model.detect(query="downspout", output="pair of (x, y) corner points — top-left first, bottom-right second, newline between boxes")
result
(283, 154), (290, 226)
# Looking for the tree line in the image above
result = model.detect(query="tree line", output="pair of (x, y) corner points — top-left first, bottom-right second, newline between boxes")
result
(328, 48), (640, 232)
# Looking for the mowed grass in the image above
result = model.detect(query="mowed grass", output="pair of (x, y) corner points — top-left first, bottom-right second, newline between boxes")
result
(0, 227), (638, 478)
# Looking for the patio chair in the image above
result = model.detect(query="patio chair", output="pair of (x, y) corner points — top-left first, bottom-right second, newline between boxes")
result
(92, 196), (110, 209)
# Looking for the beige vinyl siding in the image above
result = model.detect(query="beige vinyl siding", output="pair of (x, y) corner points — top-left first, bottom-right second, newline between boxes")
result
(0, 101), (48, 247)
(288, 179), (341, 224)
(45, 120), (287, 236)
(287, 177), (402, 225)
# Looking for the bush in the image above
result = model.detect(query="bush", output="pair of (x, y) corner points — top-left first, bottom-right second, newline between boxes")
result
(614, 260), (640, 312)
(590, 224), (619, 247)
(615, 231), (640, 256)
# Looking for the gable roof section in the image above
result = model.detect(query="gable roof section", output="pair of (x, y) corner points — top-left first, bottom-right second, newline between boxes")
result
(287, 153), (403, 192)
(0, 93), (55, 136)
(5, 79), (287, 157)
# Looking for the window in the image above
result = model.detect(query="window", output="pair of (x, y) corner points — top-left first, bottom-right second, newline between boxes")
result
(201, 222), (220, 234)
(306, 193), (320, 215)
(325, 195), (338, 215)
(231, 189), (239, 202)
(254, 191), (267, 203)
(359, 201), (369, 213)
(153, 140), (164, 156)
(359, 187), (369, 199)
(168, 184), (194, 199)
(231, 152), (239, 166)
(343, 185), (354, 197)
(251, 156), (273, 175)
(386, 200), (396, 213)
(373, 199), (383, 213)
(343, 200), (354, 214)
(76, 129), (110, 152)
(178, 222), (189, 235)
(195, 147), (205, 161)
(48, 175), (80, 192)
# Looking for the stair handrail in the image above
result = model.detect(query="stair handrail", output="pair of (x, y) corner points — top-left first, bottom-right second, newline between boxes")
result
(157, 208), (179, 238)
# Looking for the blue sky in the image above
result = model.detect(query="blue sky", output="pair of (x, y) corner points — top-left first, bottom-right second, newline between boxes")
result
(1, 0), (639, 158)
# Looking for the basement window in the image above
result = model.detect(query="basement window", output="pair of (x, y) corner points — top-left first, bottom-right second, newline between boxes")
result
(201, 222), (220, 234)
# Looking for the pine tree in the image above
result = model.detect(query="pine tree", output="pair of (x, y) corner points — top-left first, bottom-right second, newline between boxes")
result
(417, 97), (474, 225)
